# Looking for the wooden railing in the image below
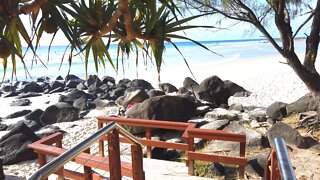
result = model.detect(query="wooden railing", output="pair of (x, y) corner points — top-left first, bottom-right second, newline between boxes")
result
(28, 122), (145, 180)
(97, 116), (247, 178)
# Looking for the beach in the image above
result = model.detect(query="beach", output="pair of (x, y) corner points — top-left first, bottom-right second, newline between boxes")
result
(0, 39), (317, 179)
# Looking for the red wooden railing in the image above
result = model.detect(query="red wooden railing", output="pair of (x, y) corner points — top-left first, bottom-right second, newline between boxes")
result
(97, 116), (247, 178)
(28, 127), (144, 180)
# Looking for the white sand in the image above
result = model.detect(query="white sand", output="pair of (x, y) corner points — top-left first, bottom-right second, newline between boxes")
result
(0, 49), (315, 179)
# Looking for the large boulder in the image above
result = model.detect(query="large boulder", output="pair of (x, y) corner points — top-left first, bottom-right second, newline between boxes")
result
(40, 102), (80, 125)
(25, 109), (44, 122)
(109, 87), (126, 100)
(117, 78), (131, 88)
(101, 76), (116, 85)
(50, 81), (65, 91)
(223, 80), (247, 96)
(267, 122), (307, 148)
(0, 122), (40, 165)
(183, 77), (199, 92)
(21, 81), (43, 93)
(125, 95), (197, 122)
(127, 79), (153, 91)
(1, 84), (16, 92)
(286, 93), (317, 114)
(122, 89), (149, 108)
(266, 102), (288, 121)
(159, 83), (178, 93)
(86, 75), (102, 87)
(65, 74), (80, 82)
(196, 76), (230, 107)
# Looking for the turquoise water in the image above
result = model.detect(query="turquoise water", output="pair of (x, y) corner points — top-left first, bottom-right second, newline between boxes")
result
(0, 39), (306, 82)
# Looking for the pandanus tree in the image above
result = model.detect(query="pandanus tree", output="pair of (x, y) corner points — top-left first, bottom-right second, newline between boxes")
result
(0, 0), (214, 82)
(182, 0), (320, 131)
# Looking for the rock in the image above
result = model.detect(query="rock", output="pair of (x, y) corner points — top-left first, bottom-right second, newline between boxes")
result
(196, 75), (230, 107)
(101, 76), (115, 85)
(73, 97), (88, 111)
(229, 104), (244, 112)
(208, 163), (226, 176)
(21, 81), (43, 93)
(66, 79), (82, 88)
(183, 77), (199, 92)
(127, 79), (153, 91)
(266, 101), (288, 121)
(196, 106), (211, 116)
(65, 74), (80, 82)
(37, 76), (50, 82)
(122, 89), (149, 108)
(3, 91), (19, 98)
(0, 124), (7, 131)
(17, 92), (41, 99)
(199, 119), (230, 130)
(56, 75), (64, 80)
(1, 84), (16, 92)
(117, 78), (131, 87)
(59, 89), (90, 104)
(147, 89), (165, 98)
(86, 75), (101, 87)
(125, 95), (197, 134)
(5, 110), (32, 119)
(40, 102), (80, 125)
(205, 108), (238, 121)
(77, 82), (88, 90)
(177, 87), (193, 95)
(287, 93), (317, 114)
(49, 86), (65, 93)
(223, 80), (247, 96)
(267, 122), (307, 148)
(7, 119), (42, 131)
(115, 96), (125, 107)
(0, 159), (4, 180)
(159, 83), (178, 93)
(109, 87), (126, 100)
(151, 147), (180, 160)
(246, 151), (269, 177)
(25, 109), (44, 122)
(0, 122), (40, 165)
(223, 122), (262, 149)
(10, 99), (31, 106)
(248, 108), (268, 122)
(50, 80), (65, 91)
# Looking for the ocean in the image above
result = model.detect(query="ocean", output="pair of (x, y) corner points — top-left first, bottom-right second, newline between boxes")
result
(0, 39), (306, 86)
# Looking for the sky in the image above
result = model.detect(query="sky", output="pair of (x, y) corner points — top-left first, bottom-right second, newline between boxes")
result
(20, 3), (312, 47)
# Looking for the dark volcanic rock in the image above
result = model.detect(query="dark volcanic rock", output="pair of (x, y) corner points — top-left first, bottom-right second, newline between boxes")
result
(125, 95), (196, 122)
(109, 87), (126, 100)
(5, 110), (32, 119)
(147, 89), (165, 98)
(92, 98), (117, 110)
(266, 101), (288, 121)
(3, 91), (19, 98)
(0, 124), (7, 131)
(1, 84), (16, 92)
(101, 76), (116, 85)
(50, 81), (65, 91)
(17, 92), (41, 99)
(286, 93), (317, 114)
(86, 75), (102, 87)
(77, 82), (88, 90)
(183, 77), (199, 92)
(25, 109), (44, 122)
(117, 78), (131, 87)
(40, 102), (80, 125)
(21, 81), (43, 93)
(65, 74), (80, 82)
(66, 79), (82, 88)
(223, 80), (247, 96)
(73, 97), (89, 111)
(246, 151), (269, 177)
(0, 122), (40, 165)
(177, 87), (193, 96)
(267, 122), (307, 148)
(0, 159), (4, 180)
(159, 83), (178, 93)
(10, 99), (31, 106)
(56, 75), (64, 80)
(196, 76), (230, 107)
(127, 79), (153, 91)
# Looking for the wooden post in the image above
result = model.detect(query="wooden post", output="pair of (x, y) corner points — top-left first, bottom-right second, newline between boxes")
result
(239, 141), (246, 179)
(98, 121), (105, 157)
(55, 139), (64, 180)
(108, 130), (121, 180)
(38, 153), (48, 180)
(146, 128), (152, 158)
(131, 143), (145, 180)
(271, 149), (277, 180)
(84, 148), (93, 180)
(187, 137), (194, 175)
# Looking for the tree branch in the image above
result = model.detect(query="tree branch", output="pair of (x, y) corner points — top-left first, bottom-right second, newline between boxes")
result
(18, 0), (47, 15)
(293, 11), (315, 38)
